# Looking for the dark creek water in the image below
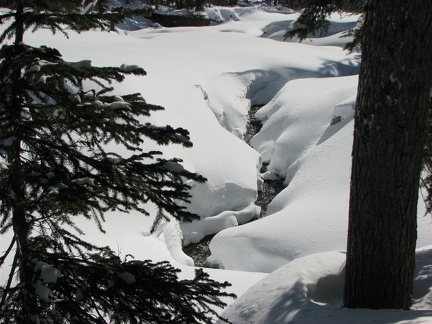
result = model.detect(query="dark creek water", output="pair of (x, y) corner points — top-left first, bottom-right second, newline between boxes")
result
(183, 105), (285, 267)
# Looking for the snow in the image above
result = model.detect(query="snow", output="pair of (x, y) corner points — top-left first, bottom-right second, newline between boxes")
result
(67, 60), (92, 70)
(181, 204), (261, 245)
(34, 280), (53, 303)
(208, 76), (359, 272)
(71, 177), (96, 186)
(120, 63), (142, 72)
(118, 271), (137, 284)
(34, 261), (62, 284)
(163, 218), (195, 266)
(219, 247), (432, 323)
(1, 3), (431, 322)
(33, 261), (62, 302)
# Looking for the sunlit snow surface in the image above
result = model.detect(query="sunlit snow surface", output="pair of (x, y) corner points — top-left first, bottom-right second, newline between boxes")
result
(219, 247), (432, 323)
(1, 4), (431, 321)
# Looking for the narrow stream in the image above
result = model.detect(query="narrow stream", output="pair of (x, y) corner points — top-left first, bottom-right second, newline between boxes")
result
(183, 105), (284, 267)
(246, 105), (285, 219)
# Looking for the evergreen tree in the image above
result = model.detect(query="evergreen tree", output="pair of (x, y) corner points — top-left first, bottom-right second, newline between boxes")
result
(344, 0), (432, 309)
(0, 1), (234, 322)
(286, 0), (432, 309)
(285, 0), (364, 51)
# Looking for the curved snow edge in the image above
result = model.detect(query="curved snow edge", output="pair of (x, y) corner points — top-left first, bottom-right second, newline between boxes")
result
(220, 247), (432, 324)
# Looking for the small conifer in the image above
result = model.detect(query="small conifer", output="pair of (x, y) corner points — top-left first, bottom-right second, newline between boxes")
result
(0, 1), (234, 322)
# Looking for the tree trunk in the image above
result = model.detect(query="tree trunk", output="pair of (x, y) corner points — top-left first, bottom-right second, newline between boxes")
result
(344, 0), (432, 309)
(9, 2), (39, 319)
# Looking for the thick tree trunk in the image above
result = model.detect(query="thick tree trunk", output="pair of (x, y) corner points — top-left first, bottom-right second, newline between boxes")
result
(344, 0), (432, 309)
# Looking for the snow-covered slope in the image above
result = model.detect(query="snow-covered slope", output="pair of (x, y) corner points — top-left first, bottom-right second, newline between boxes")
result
(209, 73), (431, 272)
(220, 247), (432, 323)
(210, 76), (358, 272)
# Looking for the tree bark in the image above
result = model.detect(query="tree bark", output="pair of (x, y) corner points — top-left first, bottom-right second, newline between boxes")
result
(344, 0), (432, 309)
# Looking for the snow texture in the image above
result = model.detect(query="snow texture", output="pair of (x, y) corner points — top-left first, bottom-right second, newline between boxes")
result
(220, 247), (432, 323)
(1, 4), (431, 321)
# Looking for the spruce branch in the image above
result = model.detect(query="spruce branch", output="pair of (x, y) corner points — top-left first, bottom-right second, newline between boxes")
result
(0, 236), (15, 267)
(0, 1), (233, 321)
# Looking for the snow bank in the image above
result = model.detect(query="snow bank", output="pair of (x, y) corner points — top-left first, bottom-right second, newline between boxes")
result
(209, 75), (431, 273)
(220, 247), (432, 323)
(181, 204), (261, 245)
(252, 75), (358, 178)
(261, 12), (360, 48)
(209, 76), (357, 272)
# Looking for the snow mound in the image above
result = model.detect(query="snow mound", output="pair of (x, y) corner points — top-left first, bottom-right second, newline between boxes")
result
(201, 69), (271, 135)
(252, 75), (358, 179)
(206, 7), (240, 24)
(220, 248), (432, 323)
(181, 204), (261, 245)
(261, 12), (360, 48)
(208, 76), (358, 272)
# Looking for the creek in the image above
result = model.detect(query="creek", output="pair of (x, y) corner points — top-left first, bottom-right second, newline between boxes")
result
(183, 105), (285, 267)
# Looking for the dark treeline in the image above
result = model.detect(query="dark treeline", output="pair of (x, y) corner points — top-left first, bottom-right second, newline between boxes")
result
(128, 0), (239, 11)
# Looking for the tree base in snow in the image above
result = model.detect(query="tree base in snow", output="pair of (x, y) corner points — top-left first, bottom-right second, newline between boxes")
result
(220, 248), (432, 323)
